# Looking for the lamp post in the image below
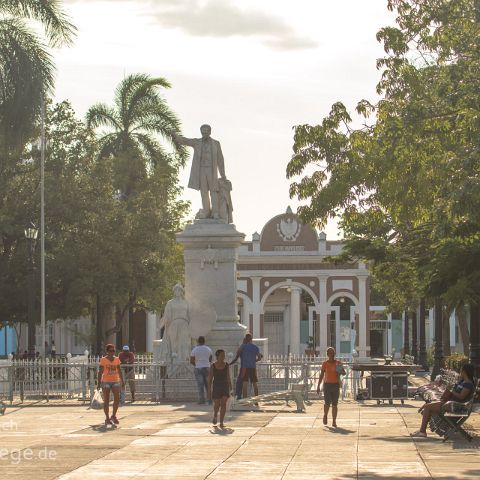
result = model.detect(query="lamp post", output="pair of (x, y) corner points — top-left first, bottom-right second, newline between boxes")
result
(25, 222), (38, 356)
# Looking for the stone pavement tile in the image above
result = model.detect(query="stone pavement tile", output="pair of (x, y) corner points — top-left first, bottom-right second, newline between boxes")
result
(88, 459), (159, 469)
(152, 426), (258, 436)
(0, 469), (71, 480)
(283, 475), (353, 480)
(246, 434), (304, 443)
(131, 437), (190, 446)
(209, 460), (287, 475)
(129, 476), (207, 480)
(103, 447), (181, 461)
(357, 461), (430, 477)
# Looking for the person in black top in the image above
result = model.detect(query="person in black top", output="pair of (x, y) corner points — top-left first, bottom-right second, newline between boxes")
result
(208, 349), (232, 429)
(411, 363), (475, 438)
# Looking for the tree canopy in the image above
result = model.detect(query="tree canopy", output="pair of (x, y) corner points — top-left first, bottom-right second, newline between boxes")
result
(287, 0), (480, 311)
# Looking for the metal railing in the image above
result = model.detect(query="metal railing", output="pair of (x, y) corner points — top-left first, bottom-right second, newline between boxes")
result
(0, 355), (355, 404)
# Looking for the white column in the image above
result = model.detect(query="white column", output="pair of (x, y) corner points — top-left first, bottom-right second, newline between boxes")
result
(289, 286), (301, 355)
(251, 276), (261, 338)
(318, 275), (329, 352)
(284, 305), (290, 354)
(358, 275), (368, 358)
(146, 311), (157, 353)
(308, 307), (315, 337)
(450, 309), (456, 348)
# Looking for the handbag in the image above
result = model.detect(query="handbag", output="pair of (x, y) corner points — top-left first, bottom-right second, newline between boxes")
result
(90, 389), (104, 410)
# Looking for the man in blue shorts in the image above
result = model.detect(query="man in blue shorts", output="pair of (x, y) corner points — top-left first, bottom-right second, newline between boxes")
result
(239, 333), (263, 398)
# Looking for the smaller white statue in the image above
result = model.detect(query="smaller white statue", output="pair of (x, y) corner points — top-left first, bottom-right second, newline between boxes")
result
(158, 284), (191, 362)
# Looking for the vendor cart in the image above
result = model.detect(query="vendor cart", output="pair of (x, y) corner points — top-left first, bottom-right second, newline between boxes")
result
(353, 363), (420, 405)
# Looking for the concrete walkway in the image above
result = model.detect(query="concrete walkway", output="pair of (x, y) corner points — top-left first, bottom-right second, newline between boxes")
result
(0, 399), (479, 479)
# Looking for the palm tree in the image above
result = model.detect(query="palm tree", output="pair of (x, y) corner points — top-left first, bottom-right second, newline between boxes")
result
(0, 1), (76, 161)
(86, 73), (185, 189)
(87, 74), (185, 346)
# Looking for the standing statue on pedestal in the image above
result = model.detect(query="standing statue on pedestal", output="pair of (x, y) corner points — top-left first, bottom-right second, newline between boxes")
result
(173, 125), (233, 222)
(157, 284), (191, 362)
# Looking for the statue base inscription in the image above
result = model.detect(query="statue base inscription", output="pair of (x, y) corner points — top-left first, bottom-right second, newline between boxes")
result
(176, 219), (247, 357)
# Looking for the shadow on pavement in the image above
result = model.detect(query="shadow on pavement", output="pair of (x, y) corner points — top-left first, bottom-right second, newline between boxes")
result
(209, 426), (234, 435)
(326, 426), (356, 435)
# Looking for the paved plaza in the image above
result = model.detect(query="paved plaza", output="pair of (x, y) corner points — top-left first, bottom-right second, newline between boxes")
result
(0, 399), (479, 479)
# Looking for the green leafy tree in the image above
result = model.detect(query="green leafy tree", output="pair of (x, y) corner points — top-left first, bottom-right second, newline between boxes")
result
(287, 0), (479, 361)
(86, 74), (189, 349)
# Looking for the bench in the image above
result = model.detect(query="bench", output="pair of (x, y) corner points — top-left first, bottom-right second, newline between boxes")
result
(233, 383), (309, 413)
(416, 369), (479, 442)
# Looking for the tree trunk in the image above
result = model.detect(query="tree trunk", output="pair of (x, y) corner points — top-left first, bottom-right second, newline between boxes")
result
(418, 299), (428, 370)
(457, 304), (470, 357)
(469, 303), (480, 379)
(95, 294), (103, 355)
(431, 298), (444, 380)
(442, 307), (451, 357)
(411, 310), (418, 363)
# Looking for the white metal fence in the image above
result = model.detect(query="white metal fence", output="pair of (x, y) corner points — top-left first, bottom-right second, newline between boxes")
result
(0, 354), (355, 404)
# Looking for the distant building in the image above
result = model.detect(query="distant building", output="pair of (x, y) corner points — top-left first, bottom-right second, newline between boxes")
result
(236, 207), (370, 357)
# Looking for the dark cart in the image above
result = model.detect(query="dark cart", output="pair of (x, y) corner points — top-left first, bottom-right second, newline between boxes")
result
(353, 363), (421, 405)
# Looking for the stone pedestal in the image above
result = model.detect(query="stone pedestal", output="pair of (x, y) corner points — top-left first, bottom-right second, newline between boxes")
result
(176, 219), (247, 357)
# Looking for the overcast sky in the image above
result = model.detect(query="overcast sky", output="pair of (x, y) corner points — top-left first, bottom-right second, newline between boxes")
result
(56, 0), (395, 240)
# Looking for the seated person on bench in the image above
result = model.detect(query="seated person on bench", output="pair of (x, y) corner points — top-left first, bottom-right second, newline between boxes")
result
(410, 363), (475, 438)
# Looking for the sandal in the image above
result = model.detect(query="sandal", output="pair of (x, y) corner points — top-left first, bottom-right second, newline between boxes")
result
(110, 415), (119, 425)
(104, 418), (112, 426)
(410, 430), (427, 438)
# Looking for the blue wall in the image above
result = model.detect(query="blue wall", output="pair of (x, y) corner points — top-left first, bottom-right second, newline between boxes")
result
(0, 327), (17, 356)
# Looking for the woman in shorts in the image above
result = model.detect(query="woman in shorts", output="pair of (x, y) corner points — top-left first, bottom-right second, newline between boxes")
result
(410, 363), (475, 438)
(208, 349), (232, 428)
(97, 344), (124, 426)
(317, 347), (345, 428)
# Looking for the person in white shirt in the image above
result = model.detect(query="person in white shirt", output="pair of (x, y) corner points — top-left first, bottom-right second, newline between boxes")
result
(190, 336), (213, 404)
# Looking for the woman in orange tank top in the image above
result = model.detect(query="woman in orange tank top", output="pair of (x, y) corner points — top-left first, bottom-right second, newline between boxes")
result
(316, 347), (345, 428)
(97, 344), (124, 426)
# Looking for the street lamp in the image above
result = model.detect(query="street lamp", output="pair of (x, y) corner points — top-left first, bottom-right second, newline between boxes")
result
(25, 221), (38, 357)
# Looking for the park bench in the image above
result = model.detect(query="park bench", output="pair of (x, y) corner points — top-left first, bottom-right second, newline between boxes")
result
(416, 369), (480, 442)
(233, 382), (309, 413)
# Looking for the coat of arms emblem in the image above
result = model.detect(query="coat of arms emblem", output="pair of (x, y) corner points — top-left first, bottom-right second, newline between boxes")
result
(277, 217), (301, 241)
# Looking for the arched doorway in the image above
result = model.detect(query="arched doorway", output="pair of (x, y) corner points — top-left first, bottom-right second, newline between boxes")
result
(261, 283), (318, 356)
(329, 296), (356, 355)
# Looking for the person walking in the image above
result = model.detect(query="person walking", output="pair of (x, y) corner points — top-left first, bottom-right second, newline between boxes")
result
(208, 349), (232, 428)
(239, 333), (262, 399)
(97, 344), (124, 426)
(190, 336), (213, 404)
(229, 336), (248, 399)
(317, 347), (345, 428)
(119, 345), (135, 402)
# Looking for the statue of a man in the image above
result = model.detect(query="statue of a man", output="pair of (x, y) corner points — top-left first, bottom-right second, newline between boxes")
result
(158, 284), (191, 362)
(173, 125), (229, 220)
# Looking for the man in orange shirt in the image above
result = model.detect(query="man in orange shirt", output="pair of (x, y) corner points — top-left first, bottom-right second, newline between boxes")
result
(317, 347), (345, 428)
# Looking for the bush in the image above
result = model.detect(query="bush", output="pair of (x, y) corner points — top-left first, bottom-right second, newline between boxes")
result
(444, 353), (468, 372)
